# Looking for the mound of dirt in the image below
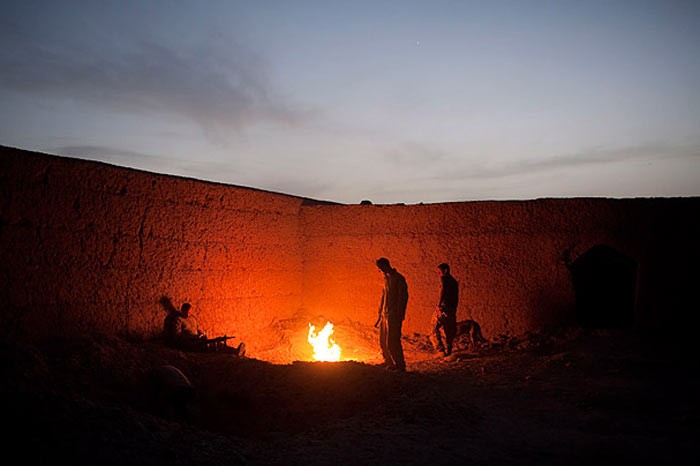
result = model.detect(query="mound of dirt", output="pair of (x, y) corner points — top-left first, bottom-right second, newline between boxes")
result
(2, 327), (698, 466)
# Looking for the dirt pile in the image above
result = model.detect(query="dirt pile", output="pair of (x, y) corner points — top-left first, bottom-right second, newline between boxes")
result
(2, 328), (698, 466)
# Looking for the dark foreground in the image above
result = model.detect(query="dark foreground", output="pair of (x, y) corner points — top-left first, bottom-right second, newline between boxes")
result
(2, 329), (698, 466)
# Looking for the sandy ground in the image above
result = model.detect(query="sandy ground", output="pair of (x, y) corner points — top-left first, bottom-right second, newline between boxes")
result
(2, 324), (698, 466)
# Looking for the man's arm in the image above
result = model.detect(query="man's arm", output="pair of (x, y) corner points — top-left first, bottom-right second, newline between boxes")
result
(375, 290), (385, 327)
(437, 277), (447, 311)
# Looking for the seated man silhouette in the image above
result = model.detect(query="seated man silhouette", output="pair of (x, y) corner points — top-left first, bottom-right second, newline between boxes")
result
(163, 299), (245, 356)
(176, 302), (208, 350)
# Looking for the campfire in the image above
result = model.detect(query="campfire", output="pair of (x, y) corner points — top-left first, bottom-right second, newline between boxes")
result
(307, 322), (341, 361)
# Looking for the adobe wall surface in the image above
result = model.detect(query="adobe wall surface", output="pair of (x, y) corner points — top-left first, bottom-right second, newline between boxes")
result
(300, 199), (700, 340)
(2, 146), (699, 351)
(0, 146), (304, 350)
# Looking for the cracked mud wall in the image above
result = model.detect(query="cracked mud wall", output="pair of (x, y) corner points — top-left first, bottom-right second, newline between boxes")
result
(2, 146), (699, 347)
(300, 199), (700, 340)
(0, 146), (304, 349)
(300, 202), (582, 339)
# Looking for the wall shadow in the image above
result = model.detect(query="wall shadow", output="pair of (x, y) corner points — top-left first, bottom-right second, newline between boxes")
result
(570, 244), (637, 329)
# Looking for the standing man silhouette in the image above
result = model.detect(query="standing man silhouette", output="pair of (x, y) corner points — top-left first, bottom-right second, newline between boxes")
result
(376, 258), (409, 372)
(431, 263), (459, 356)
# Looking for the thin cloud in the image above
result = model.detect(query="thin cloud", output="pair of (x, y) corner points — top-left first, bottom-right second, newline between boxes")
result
(54, 144), (190, 171)
(441, 142), (700, 181)
(360, 141), (700, 203)
(502, 143), (700, 176)
(55, 145), (159, 162)
(384, 142), (445, 167)
(0, 27), (310, 139)
(54, 144), (243, 180)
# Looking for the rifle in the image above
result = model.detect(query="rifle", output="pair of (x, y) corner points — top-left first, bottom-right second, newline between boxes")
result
(207, 335), (235, 344)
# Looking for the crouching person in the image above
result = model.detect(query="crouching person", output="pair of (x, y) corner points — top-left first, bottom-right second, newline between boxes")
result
(164, 301), (246, 356)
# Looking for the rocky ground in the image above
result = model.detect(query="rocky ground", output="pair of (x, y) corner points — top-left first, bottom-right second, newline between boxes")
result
(2, 325), (698, 466)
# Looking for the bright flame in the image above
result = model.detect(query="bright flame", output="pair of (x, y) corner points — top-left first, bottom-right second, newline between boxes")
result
(307, 322), (341, 362)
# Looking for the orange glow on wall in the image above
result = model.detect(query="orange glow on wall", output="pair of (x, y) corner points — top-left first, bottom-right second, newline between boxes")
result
(3, 146), (700, 362)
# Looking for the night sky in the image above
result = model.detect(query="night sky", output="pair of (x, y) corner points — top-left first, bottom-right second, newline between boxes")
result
(1, 0), (699, 204)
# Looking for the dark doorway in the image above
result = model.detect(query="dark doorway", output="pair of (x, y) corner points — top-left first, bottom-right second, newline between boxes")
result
(570, 244), (637, 328)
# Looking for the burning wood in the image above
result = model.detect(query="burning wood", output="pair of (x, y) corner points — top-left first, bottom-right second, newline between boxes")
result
(307, 322), (341, 361)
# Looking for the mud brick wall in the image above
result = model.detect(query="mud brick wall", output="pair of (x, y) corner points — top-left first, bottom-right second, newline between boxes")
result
(2, 146), (699, 347)
(0, 146), (304, 350)
(300, 199), (700, 339)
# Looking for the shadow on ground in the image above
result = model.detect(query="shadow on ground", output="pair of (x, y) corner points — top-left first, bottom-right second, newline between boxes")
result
(1, 327), (698, 466)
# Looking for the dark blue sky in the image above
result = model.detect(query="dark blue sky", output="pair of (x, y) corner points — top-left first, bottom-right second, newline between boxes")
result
(2, 0), (699, 203)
